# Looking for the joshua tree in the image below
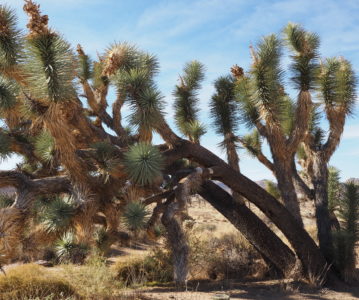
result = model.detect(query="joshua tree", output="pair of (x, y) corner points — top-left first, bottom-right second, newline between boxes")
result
(297, 57), (356, 263)
(0, 0), (355, 286)
(234, 25), (356, 266)
(333, 182), (359, 281)
(234, 24), (322, 225)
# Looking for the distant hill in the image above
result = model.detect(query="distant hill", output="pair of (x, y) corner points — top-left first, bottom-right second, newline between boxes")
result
(346, 178), (359, 185)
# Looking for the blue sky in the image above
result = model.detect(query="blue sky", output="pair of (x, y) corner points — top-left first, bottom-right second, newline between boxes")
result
(1, 0), (359, 181)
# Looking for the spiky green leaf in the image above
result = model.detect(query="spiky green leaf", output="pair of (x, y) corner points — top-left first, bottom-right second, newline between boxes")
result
(284, 23), (320, 91)
(127, 87), (165, 133)
(39, 196), (76, 233)
(0, 75), (17, 111)
(78, 52), (92, 81)
(0, 6), (22, 70)
(241, 129), (262, 157)
(123, 201), (149, 232)
(173, 61), (205, 137)
(0, 131), (12, 160)
(210, 75), (239, 136)
(34, 130), (55, 162)
(25, 33), (76, 102)
(124, 143), (163, 186)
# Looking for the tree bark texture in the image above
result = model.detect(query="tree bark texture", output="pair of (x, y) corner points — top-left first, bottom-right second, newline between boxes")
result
(312, 153), (334, 264)
(161, 202), (189, 287)
(273, 157), (303, 226)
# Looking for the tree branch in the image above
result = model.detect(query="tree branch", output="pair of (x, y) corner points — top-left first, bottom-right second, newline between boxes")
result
(322, 107), (346, 161)
(237, 137), (275, 172)
(287, 91), (312, 154)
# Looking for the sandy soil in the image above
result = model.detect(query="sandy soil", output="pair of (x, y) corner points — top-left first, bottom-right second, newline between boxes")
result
(140, 280), (359, 299)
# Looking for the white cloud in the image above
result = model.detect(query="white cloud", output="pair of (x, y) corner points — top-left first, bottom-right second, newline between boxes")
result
(0, 155), (22, 171)
(343, 124), (359, 139)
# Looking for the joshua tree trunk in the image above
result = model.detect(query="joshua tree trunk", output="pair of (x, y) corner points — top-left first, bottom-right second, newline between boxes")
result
(163, 141), (338, 283)
(312, 153), (334, 264)
(199, 180), (296, 276)
(273, 157), (303, 226)
(161, 202), (189, 287)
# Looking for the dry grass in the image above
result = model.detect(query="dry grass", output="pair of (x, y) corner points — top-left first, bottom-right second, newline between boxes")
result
(188, 231), (266, 281)
(0, 261), (152, 299)
(58, 255), (123, 298)
(112, 248), (173, 286)
(0, 264), (77, 300)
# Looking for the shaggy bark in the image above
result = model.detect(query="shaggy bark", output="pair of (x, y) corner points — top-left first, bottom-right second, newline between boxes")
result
(0, 172), (71, 262)
(161, 201), (189, 287)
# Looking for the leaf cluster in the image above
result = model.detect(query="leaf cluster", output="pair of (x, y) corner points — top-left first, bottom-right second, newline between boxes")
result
(0, 6), (23, 70)
(124, 143), (164, 186)
(173, 60), (205, 138)
(210, 75), (239, 137)
(25, 33), (76, 102)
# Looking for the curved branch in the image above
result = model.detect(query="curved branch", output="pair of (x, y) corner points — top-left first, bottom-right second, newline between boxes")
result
(112, 92), (129, 140)
(0, 171), (71, 210)
(0, 171), (29, 189)
(322, 108), (346, 161)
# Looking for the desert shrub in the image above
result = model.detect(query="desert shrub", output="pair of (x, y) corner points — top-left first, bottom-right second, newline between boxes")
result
(153, 224), (165, 238)
(188, 232), (265, 280)
(60, 255), (122, 298)
(93, 226), (112, 255)
(55, 232), (89, 264)
(113, 248), (173, 286)
(143, 247), (173, 283)
(0, 264), (77, 300)
(193, 223), (217, 233)
(113, 258), (147, 287)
